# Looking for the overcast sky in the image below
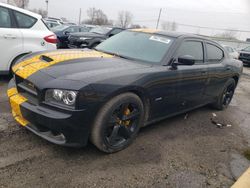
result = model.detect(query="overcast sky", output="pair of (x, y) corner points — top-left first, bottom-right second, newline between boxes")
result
(9, 0), (250, 39)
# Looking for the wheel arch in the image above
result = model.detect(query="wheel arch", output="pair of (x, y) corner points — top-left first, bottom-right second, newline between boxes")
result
(102, 86), (151, 125)
(9, 52), (31, 73)
(232, 75), (239, 86)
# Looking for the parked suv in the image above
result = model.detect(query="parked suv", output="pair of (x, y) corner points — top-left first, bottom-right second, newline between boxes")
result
(239, 46), (250, 65)
(0, 3), (57, 75)
(68, 26), (124, 49)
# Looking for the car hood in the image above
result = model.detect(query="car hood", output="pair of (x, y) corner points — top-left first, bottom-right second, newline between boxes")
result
(12, 50), (150, 83)
(70, 32), (104, 38)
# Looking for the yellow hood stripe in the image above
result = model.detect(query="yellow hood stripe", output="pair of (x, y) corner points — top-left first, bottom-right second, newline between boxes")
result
(13, 50), (113, 79)
(7, 88), (28, 126)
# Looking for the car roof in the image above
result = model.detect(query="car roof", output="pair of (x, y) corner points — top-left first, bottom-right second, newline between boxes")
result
(0, 2), (42, 19)
(130, 28), (209, 39)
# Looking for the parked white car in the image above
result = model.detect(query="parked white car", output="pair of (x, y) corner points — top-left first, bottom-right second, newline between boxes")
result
(222, 45), (239, 59)
(0, 3), (57, 74)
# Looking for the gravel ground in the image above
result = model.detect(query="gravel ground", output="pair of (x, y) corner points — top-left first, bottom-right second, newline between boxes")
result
(0, 67), (250, 188)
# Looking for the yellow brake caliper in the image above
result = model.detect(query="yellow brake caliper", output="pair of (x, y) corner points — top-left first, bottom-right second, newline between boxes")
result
(124, 108), (131, 126)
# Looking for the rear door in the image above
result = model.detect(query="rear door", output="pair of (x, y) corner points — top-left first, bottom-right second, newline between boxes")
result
(0, 6), (22, 73)
(204, 42), (229, 100)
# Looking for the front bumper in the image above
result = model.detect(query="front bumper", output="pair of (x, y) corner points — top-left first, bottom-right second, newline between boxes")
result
(7, 79), (93, 147)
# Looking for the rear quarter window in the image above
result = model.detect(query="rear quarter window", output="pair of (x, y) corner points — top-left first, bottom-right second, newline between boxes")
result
(206, 43), (224, 62)
(14, 11), (37, 28)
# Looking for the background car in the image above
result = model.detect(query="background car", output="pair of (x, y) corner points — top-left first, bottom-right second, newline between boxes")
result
(239, 46), (250, 65)
(222, 45), (239, 59)
(52, 25), (92, 48)
(68, 26), (124, 49)
(0, 2), (57, 75)
(43, 19), (61, 29)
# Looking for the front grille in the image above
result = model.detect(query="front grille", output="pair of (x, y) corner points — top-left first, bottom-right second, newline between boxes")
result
(241, 53), (250, 58)
(15, 75), (39, 105)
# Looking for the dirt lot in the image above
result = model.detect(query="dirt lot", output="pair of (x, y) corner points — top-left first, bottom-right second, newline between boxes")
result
(0, 67), (250, 188)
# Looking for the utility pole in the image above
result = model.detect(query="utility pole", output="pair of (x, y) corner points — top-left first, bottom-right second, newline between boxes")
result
(22, 0), (25, 8)
(156, 8), (162, 29)
(78, 8), (82, 25)
(45, 0), (49, 17)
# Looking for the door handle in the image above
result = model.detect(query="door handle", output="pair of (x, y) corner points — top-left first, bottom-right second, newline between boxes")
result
(226, 67), (231, 71)
(201, 71), (207, 75)
(3, 34), (17, 39)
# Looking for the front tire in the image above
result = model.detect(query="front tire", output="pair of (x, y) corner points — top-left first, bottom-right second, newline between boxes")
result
(90, 93), (144, 153)
(212, 78), (236, 110)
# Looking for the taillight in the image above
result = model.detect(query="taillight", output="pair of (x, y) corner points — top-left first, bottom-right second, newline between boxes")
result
(44, 34), (58, 44)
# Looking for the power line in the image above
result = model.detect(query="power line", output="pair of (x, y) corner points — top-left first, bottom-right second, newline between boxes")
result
(133, 19), (250, 33)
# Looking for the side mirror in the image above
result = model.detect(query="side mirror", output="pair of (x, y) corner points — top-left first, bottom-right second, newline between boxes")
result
(171, 55), (195, 69)
(109, 34), (114, 37)
(178, 55), (195, 65)
(64, 31), (70, 35)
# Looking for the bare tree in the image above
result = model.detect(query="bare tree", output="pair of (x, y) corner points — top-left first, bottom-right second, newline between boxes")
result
(87, 7), (97, 25)
(85, 8), (111, 25)
(214, 30), (238, 40)
(161, 21), (178, 31)
(117, 11), (133, 28)
(10, 0), (29, 8)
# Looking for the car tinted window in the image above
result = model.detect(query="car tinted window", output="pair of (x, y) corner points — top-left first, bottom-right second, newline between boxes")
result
(14, 11), (37, 28)
(206, 43), (224, 62)
(0, 7), (11, 28)
(79, 27), (89, 32)
(243, 46), (250, 52)
(177, 41), (203, 63)
(110, 29), (123, 35)
(65, 26), (79, 33)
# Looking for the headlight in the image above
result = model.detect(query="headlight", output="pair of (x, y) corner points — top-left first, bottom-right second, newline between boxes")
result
(45, 89), (78, 108)
(79, 37), (91, 40)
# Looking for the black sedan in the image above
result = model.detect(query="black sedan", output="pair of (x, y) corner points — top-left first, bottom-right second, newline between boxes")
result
(68, 26), (124, 49)
(52, 25), (93, 48)
(239, 46), (250, 65)
(9, 29), (243, 153)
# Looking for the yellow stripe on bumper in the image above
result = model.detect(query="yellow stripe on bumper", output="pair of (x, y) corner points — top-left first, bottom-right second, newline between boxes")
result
(7, 88), (29, 126)
(232, 167), (250, 188)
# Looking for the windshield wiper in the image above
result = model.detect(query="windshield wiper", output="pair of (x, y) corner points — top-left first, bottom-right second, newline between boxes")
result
(94, 49), (134, 60)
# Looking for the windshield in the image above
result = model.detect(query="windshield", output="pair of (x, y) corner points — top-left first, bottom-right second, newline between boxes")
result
(96, 31), (175, 63)
(243, 46), (250, 52)
(51, 25), (68, 32)
(90, 27), (112, 35)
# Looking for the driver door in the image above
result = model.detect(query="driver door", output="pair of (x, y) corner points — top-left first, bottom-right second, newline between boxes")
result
(172, 40), (208, 111)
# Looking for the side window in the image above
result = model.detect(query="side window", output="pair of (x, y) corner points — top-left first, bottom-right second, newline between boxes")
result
(66, 26), (79, 33)
(0, 7), (11, 28)
(177, 41), (204, 63)
(14, 11), (37, 28)
(206, 43), (224, 62)
(80, 27), (89, 32)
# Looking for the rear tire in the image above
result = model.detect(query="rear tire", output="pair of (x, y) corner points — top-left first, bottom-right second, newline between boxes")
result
(90, 93), (144, 153)
(212, 78), (236, 110)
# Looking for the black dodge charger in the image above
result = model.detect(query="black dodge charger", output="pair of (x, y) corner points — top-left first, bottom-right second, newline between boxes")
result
(8, 29), (243, 153)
